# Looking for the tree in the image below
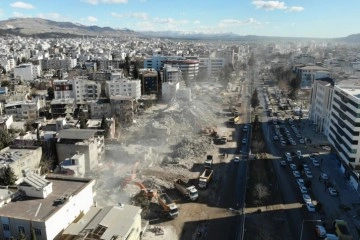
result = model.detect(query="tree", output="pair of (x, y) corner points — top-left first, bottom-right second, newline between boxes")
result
(0, 129), (12, 150)
(0, 166), (17, 186)
(251, 89), (260, 110)
(47, 87), (54, 100)
(133, 61), (140, 79)
(253, 183), (269, 205)
(79, 117), (87, 129)
(21, 57), (27, 63)
(100, 115), (110, 138)
(1, 81), (11, 87)
(288, 75), (301, 100)
(124, 54), (131, 77)
(16, 58), (21, 66)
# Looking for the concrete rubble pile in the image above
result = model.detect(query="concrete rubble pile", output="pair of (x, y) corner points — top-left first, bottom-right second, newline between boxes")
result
(171, 135), (214, 159)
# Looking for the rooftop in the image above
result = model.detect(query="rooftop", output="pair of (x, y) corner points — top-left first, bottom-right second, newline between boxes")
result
(0, 146), (41, 166)
(0, 175), (94, 221)
(51, 98), (75, 105)
(57, 129), (98, 140)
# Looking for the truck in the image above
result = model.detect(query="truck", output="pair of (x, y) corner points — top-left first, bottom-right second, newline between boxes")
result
(198, 169), (213, 189)
(204, 155), (213, 169)
(174, 179), (199, 201)
(333, 220), (353, 240)
(157, 193), (179, 218)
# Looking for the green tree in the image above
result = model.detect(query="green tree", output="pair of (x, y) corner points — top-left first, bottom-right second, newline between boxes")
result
(0, 166), (17, 186)
(21, 57), (27, 63)
(251, 89), (260, 110)
(1, 81), (11, 87)
(288, 75), (301, 100)
(47, 87), (54, 100)
(100, 115), (110, 138)
(79, 117), (87, 129)
(0, 129), (12, 150)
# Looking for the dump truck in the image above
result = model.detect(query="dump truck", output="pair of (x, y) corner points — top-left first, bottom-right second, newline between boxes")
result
(204, 155), (213, 169)
(157, 193), (179, 218)
(174, 179), (199, 201)
(333, 220), (353, 240)
(198, 169), (213, 189)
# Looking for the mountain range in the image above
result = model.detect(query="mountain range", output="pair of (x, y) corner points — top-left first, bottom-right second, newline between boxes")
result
(0, 17), (359, 43)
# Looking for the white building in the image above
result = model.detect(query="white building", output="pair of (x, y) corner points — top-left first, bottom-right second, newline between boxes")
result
(106, 78), (141, 99)
(63, 204), (142, 239)
(54, 78), (101, 104)
(13, 63), (40, 81)
(88, 99), (112, 119)
(198, 57), (225, 79)
(309, 78), (334, 136)
(143, 55), (184, 71)
(162, 64), (181, 83)
(162, 81), (180, 102)
(4, 100), (40, 121)
(0, 175), (95, 240)
(40, 56), (77, 71)
(328, 79), (360, 169)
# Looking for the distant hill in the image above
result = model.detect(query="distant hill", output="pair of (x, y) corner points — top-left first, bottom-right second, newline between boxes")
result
(338, 33), (360, 43)
(0, 18), (137, 37)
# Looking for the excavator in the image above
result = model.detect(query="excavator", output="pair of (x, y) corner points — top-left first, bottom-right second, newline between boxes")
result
(130, 181), (158, 199)
(120, 161), (140, 188)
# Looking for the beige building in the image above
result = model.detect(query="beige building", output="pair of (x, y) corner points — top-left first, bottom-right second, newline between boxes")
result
(63, 204), (142, 240)
(56, 129), (104, 173)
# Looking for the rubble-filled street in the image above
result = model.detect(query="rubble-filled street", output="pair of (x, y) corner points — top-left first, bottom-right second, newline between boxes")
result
(92, 82), (241, 239)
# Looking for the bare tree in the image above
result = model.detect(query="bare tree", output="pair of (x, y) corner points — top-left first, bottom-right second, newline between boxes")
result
(253, 183), (269, 204)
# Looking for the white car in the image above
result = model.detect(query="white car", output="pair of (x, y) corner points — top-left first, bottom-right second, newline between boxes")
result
(312, 160), (320, 167)
(299, 138), (305, 144)
(302, 194), (312, 204)
(296, 178), (305, 186)
(233, 156), (240, 163)
(309, 154), (317, 161)
(293, 170), (301, 178)
(280, 160), (286, 167)
(306, 202), (316, 212)
(320, 173), (328, 180)
(328, 188), (338, 196)
(285, 152), (292, 161)
(299, 186), (307, 193)
(302, 164), (309, 171)
(290, 163), (297, 170)
(296, 150), (302, 159)
(281, 141), (287, 147)
(305, 171), (313, 178)
(242, 138), (247, 144)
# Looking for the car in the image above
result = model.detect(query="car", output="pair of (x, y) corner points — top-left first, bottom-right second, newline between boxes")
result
(296, 134), (302, 138)
(285, 152), (292, 161)
(328, 187), (338, 196)
(233, 156), (240, 163)
(305, 171), (313, 178)
(312, 160), (320, 167)
(325, 233), (339, 240)
(293, 170), (301, 178)
(320, 173), (329, 180)
(273, 135), (279, 141)
(306, 202), (316, 212)
(242, 138), (247, 144)
(299, 185), (307, 193)
(296, 178), (305, 186)
(243, 125), (248, 132)
(302, 164), (310, 171)
(281, 141), (286, 147)
(309, 154), (317, 161)
(296, 150), (302, 159)
(280, 160), (286, 167)
(290, 163), (297, 170)
(291, 140), (296, 146)
(299, 138), (305, 144)
(322, 146), (331, 151)
(302, 194), (312, 203)
(315, 225), (327, 238)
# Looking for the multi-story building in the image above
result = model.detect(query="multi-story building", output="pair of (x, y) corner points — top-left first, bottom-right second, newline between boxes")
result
(162, 64), (180, 83)
(56, 129), (104, 173)
(88, 99), (112, 119)
(164, 59), (199, 83)
(309, 77), (334, 136)
(40, 56), (77, 71)
(328, 79), (360, 170)
(50, 98), (76, 118)
(139, 69), (160, 96)
(106, 78), (141, 99)
(13, 63), (40, 81)
(0, 174), (95, 240)
(4, 100), (39, 121)
(162, 81), (180, 102)
(63, 204), (142, 239)
(0, 146), (42, 180)
(54, 78), (101, 104)
(198, 57), (225, 79)
(110, 96), (135, 125)
(143, 55), (183, 70)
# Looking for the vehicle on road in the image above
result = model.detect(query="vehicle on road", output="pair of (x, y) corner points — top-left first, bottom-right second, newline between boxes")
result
(315, 225), (327, 238)
(174, 179), (199, 201)
(293, 170), (301, 178)
(198, 169), (213, 189)
(233, 156), (240, 163)
(325, 234), (339, 240)
(312, 159), (320, 167)
(242, 138), (247, 144)
(305, 171), (313, 178)
(309, 154), (317, 161)
(280, 160), (286, 167)
(306, 202), (316, 212)
(296, 150), (302, 159)
(321, 173), (329, 180)
(243, 125), (248, 132)
(158, 193), (179, 218)
(297, 178), (304, 186)
(290, 163), (297, 170)
(302, 194), (312, 203)
(328, 188), (339, 196)
(299, 185), (307, 193)
(281, 141), (286, 147)
(273, 135), (279, 141)
(204, 155), (213, 169)
(285, 152), (292, 161)
(299, 138), (305, 144)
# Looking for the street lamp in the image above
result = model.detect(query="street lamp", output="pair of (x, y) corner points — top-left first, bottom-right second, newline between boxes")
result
(299, 219), (322, 240)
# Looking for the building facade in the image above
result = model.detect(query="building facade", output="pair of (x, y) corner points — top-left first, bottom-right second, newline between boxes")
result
(106, 78), (141, 99)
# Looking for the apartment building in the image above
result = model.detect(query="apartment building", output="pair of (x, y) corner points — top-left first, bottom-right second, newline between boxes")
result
(198, 57), (225, 79)
(88, 99), (112, 119)
(294, 65), (330, 89)
(40, 56), (77, 71)
(143, 55), (184, 70)
(162, 64), (181, 83)
(56, 129), (104, 173)
(162, 81), (180, 102)
(54, 78), (101, 104)
(139, 69), (160, 96)
(0, 146), (42, 180)
(50, 98), (76, 118)
(110, 96), (135, 125)
(0, 175), (95, 240)
(328, 79), (360, 169)
(63, 204), (142, 239)
(0, 58), (15, 72)
(309, 78), (334, 136)
(4, 100), (39, 121)
(13, 63), (40, 81)
(105, 78), (141, 99)
(164, 59), (199, 82)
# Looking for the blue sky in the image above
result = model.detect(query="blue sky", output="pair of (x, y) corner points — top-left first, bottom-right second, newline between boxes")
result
(0, 0), (358, 38)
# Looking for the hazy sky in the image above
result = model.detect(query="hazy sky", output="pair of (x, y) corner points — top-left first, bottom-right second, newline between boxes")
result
(0, 0), (358, 38)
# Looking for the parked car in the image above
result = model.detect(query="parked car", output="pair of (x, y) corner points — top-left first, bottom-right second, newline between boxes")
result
(309, 154), (317, 161)
(285, 152), (292, 161)
(328, 188), (338, 196)
(280, 160), (286, 167)
(293, 171), (301, 178)
(233, 156), (240, 163)
(306, 202), (316, 212)
(273, 135), (279, 141)
(315, 225), (327, 238)
(290, 163), (297, 170)
(305, 171), (313, 178)
(296, 150), (302, 159)
(312, 160), (320, 167)
(303, 194), (312, 203)
(242, 138), (247, 144)
(296, 178), (305, 186)
(320, 173), (329, 180)
(299, 185), (307, 193)
(299, 138), (305, 144)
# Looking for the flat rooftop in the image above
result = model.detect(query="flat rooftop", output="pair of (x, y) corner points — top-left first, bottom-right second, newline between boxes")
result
(57, 129), (98, 140)
(0, 176), (94, 221)
(0, 147), (41, 165)
(337, 79), (360, 99)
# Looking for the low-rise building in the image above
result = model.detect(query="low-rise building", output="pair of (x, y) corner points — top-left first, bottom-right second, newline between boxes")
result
(13, 63), (40, 81)
(4, 101), (39, 121)
(88, 99), (112, 119)
(50, 98), (76, 118)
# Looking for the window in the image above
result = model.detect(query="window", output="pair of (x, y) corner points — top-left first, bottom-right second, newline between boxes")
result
(18, 226), (25, 234)
(34, 228), (41, 236)
(3, 224), (9, 231)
